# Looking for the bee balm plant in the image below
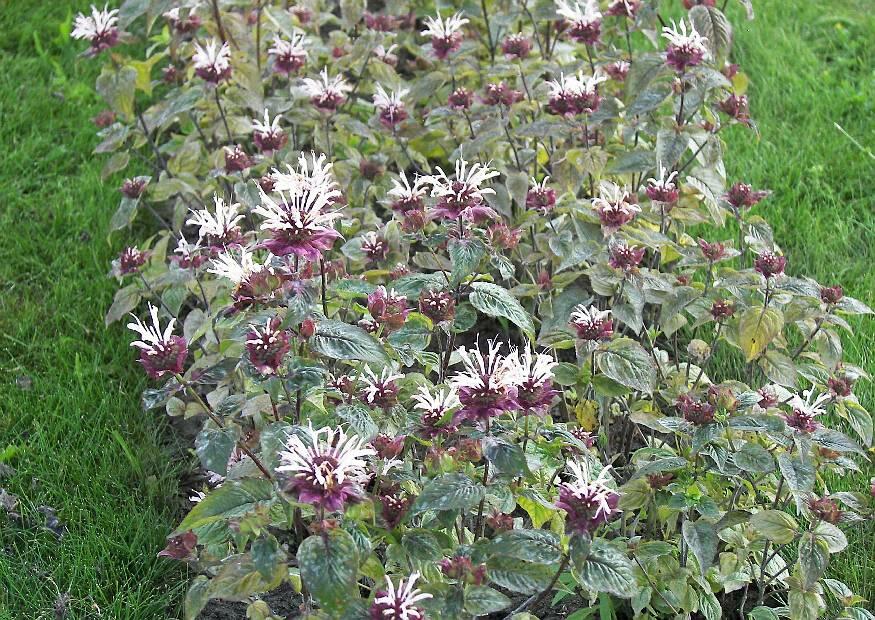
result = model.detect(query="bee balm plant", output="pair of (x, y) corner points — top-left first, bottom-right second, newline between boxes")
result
(82, 0), (874, 618)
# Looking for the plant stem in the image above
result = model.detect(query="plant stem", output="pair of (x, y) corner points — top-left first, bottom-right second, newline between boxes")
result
(319, 258), (329, 317)
(213, 88), (232, 144)
(480, 0), (495, 63)
(255, 0), (263, 72)
(503, 554), (570, 618)
(176, 375), (273, 479)
(210, 0), (228, 44)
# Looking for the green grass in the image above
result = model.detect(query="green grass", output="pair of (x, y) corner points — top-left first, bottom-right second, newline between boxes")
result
(0, 0), (873, 617)
(722, 0), (875, 604)
(0, 1), (186, 618)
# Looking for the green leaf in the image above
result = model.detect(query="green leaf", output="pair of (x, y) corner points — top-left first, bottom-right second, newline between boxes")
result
(656, 128), (688, 169)
(411, 473), (484, 514)
(789, 589), (822, 620)
(483, 437), (529, 477)
(606, 150), (655, 174)
(449, 237), (486, 285)
(402, 528), (444, 561)
(737, 307), (784, 362)
(568, 532), (592, 574)
(297, 529), (360, 613)
(575, 539), (635, 598)
(310, 319), (389, 364)
(798, 532), (829, 589)
(101, 151), (130, 180)
(184, 576), (211, 620)
(811, 428), (865, 455)
(251, 534), (282, 580)
(733, 442), (775, 473)
(627, 84), (671, 116)
(747, 607), (779, 620)
(110, 195), (140, 231)
(469, 282), (535, 339)
(335, 403), (378, 439)
(516, 489), (557, 528)
(95, 64), (137, 122)
(843, 400), (873, 447)
(777, 453), (815, 494)
(176, 479), (274, 532)
(488, 529), (561, 564)
(105, 285), (141, 326)
(699, 587), (721, 620)
(814, 521), (847, 553)
(464, 585), (511, 615)
(392, 273), (447, 298)
(118, 0), (150, 27)
(682, 519), (718, 575)
(194, 424), (238, 476)
(487, 556), (554, 594)
(597, 338), (657, 393)
(750, 510), (798, 545)
(689, 5), (733, 61)
(630, 456), (688, 481)
(760, 350), (797, 387)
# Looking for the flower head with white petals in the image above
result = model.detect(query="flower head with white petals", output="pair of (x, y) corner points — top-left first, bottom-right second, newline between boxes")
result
(186, 196), (244, 248)
(555, 0), (602, 45)
(208, 246), (273, 284)
(277, 424), (375, 511)
(422, 11), (468, 59)
(526, 176), (557, 214)
(505, 344), (558, 414)
(245, 316), (290, 375)
(251, 109), (287, 153)
(361, 366), (404, 409)
(192, 38), (231, 83)
(784, 387), (831, 434)
(172, 235), (205, 269)
(569, 304), (614, 342)
(71, 4), (120, 53)
(412, 385), (462, 437)
(645, 164), (680, 204)
(662, 19), (709, 72)
(269, 33), (308, 76)
(253, 152), (343, 260)
(592, 181), (641, 235)
(127, 303), (188, 378)
(556, 459), (620, 534)
(373, 85), (410, 128)
(388, 171), (428, 214)
(425, 158), (500, 222)
(302, 68), (351, 113)
(370, 572), (433, 620)
(546, 71), (607, 117)
(450, 339), (519, 422)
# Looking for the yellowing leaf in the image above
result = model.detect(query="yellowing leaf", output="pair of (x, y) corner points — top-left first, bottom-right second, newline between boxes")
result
(737, 306), (784, 362)
(128, 55), (164, 95)
(575, 400), (599, 431)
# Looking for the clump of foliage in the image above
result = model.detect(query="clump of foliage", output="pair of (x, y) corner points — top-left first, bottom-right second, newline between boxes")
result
(75, 0), (875, 618)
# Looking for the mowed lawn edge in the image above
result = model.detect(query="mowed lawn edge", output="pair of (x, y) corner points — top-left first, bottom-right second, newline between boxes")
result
(0, 1), (187, 618)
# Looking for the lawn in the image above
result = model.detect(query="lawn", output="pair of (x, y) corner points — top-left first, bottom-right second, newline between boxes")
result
(0, 1), (186, 618)
(0, 0), (872, 618)
(723, 0), (875, 603)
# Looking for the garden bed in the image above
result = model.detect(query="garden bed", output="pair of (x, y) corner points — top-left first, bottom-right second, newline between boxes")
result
(50, 0), (875, 618)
